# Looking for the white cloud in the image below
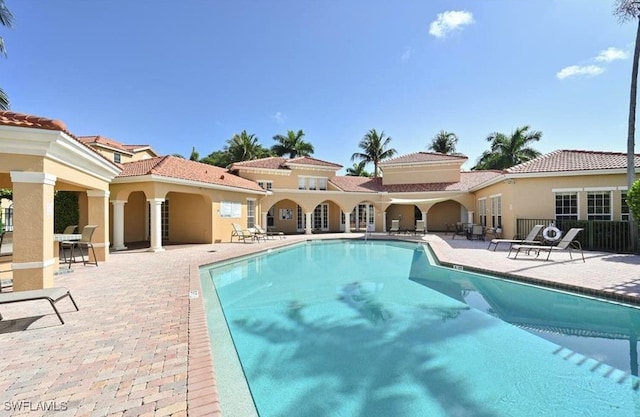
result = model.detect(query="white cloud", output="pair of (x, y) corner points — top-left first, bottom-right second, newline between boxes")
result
(401, 46), (412, 61)
(556, 65), (605, 80)
(429, 10), (474, 38)
(272, 111), (286, 124)
(595, 47), (628, 62)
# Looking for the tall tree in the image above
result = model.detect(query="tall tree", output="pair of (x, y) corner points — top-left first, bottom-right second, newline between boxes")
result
(351, 129), (397, 178)
(271, 129), (314, 158)
(226, 130), (270, 163)
(614, 0), (640, 228)
(189, 146), (199, 161)
(428, 130), (461, 155)
(0, 0), (14, 110)
(472, 125), (542, 170)
(346, 161), (371, 177)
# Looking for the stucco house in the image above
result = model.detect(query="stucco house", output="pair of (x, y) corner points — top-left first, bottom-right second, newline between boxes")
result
(0, 110), (639, 291)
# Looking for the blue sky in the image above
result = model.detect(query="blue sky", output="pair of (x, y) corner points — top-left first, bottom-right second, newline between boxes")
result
(0, 1), (637, 172)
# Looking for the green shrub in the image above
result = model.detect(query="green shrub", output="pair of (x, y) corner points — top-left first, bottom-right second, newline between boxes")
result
(54, 191), (79, 233)
(627, 179), (640, 222)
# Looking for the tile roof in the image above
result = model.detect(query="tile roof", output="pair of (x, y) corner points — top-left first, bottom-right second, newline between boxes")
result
(230, 156), (342, 170)
(78, 135), (133, 153)
(118, 156), (265, 192)
(507, 150), (640, 174)
(330, 176), (384, 192)
(0, 111), (120, 169)
(0, 110), (69, 133)
(330, 171), (502, 193)
(230, 157), (288, 170)
(286, 156), (343, 168)
(380, 152), (467, 165)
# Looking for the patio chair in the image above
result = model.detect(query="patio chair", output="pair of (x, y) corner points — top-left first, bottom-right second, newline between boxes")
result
(466, 224), (485, 240)
(255, 224), (285, 240)
(451, 222), (468, 240)
(509, 228), (585, 262)
(63, 225), (98, 268)
(388, 219), (400, 235)
(231, 223), (256, 243)
(487, 224), (544, 251)
(59, 225), (78, 262)
(415, 220), (426, 235)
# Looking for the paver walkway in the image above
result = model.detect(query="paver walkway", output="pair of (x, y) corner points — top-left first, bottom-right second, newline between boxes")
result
(0, 232), (639, 416)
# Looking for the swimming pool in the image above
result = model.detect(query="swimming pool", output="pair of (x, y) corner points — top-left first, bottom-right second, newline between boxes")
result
(201, 240), (640, 417)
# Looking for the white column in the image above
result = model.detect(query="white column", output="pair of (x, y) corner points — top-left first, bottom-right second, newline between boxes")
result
(344, 212), (351, 233)
(422, 211), (428, 232)
(148, 198), (165, 252)
(111, 200), (127, 250)
(305, 212), (313, 235)
(467, 211), (474, 224)
(382, 211), (387, 233)
(261, 212), (268, 228)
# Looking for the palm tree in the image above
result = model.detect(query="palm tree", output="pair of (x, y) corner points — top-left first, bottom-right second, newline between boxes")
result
(271, 129), (314, 158)
(428, 130), (461, 155)
(614, 0), (640, 227)
(346, 161), (371, 177)
(351, 129), (397, 178)
(0, 0), (14, 110)
(472, 125), (542, 170)
(226, 130), (270, 163)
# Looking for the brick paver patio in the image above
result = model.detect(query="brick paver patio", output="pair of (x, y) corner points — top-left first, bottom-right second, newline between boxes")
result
(0, 232), (639, 416)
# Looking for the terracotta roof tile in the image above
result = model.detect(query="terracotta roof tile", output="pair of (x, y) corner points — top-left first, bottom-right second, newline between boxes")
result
(0, 111), (120, 169)
(330, 176), (384, 192)
(286, 156), (343, 168)
(0, 110), (68, 132)
(381, 151), (467, 165)
(230, 157), (288, 170)
(78, 135), (131, 153)
(231, 156), (342, 170)
(330, 171), (502, 193)
(507, 150), (640, 174)
(118, 156), (264, 192)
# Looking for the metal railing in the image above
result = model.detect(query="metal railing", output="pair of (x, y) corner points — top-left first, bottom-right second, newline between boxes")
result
(516, 218), (640, 254)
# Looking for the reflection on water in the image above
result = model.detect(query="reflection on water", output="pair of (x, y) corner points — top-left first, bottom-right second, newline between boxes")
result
(411, 260), (640, 376)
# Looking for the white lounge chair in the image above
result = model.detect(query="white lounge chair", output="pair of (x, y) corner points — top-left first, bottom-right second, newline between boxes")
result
(388, 219), (400, 235)
(415, 220), (425, 235)
(509, 228), (585, 262)
(488, 224), (544, 251)
(231, 223), (256, 243)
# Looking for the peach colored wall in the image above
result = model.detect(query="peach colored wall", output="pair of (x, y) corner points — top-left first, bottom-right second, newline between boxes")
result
(124, 191), (147, 242)
(237, 167), (338, 189)
(385, 205), (416, 230)
(428, 200), (463, 232)
(168, 192), (211, 243)
(382, 164), (462, 185)
(267, 200), (300, 234)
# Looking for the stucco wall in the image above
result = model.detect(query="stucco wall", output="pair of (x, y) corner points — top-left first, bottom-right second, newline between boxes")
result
(382, 164), (461, 185)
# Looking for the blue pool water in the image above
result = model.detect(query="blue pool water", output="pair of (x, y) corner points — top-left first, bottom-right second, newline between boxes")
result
(202, 240), (640, 417)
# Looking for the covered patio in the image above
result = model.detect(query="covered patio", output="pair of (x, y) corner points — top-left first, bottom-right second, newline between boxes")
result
(0, 112), (120, 290)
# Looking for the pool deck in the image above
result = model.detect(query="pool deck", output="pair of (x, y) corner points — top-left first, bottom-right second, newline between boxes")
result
(1, 232), (639, 416)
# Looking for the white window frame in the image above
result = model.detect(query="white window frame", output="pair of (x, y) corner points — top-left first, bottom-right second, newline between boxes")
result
(621, 191), (631, 221)
(257, 180), (273, 190)
(555, 192), (579, 221)
(114, 152), (122, 163)
(477, 198), (487, 227)
(298, 176), (328, 191)
(586, 191), (612, 221)
(490, 194), (502, 228)
(246, 199), (256, 228)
